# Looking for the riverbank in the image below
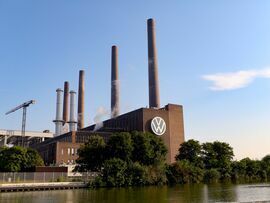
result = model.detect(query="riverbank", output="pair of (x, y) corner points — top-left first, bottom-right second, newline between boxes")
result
(0, 182), (87, 192)
(1, 183), (270, 202)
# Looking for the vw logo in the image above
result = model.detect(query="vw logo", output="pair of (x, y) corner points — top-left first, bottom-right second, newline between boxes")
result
(151, 117), (166, 136)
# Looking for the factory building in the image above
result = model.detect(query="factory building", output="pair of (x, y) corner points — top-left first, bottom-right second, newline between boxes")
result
(33, 18), (185, 165)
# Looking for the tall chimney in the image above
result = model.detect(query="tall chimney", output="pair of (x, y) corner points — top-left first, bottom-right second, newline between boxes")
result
(68, 90), (77, 131)
(77, 70), (85, 130)
(63, 81), (69, 124)
(53, 88), (64, 136)
(147, 18), (160, 108)
(111, 45), (120, 118)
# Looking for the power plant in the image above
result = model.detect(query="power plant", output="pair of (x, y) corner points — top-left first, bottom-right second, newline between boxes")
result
(19, 18), (185, 165)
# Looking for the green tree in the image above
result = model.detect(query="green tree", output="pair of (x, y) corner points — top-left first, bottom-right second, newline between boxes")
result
(131, 131), (167, 165)
(241, 158), (266, 182)
(167, 160), (204, 184)
(231, 160), (247, 182)
(24, 148), (44, 170)
(125, 162), (147, 186)
(144, 161), (167, 185)
(261, 155), (270, 180)
(76, 135), (106, 172)
(202, 141), (234, 179)
(102, 158), (127, 187)
(0, 146), (26, 172)
(175, 139), (203, 168)
(0, 146), (44, 172)
(203, 169), (220, 183)
(106, 132), (134, 162)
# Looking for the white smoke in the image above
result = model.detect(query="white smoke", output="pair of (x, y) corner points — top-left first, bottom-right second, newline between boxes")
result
(93, 106), (110, 131)
(111, 79), (120, 118)
(111, 106), (119, 118)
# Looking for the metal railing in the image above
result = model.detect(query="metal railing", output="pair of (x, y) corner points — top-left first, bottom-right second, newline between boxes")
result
(0, 172), (96, 184)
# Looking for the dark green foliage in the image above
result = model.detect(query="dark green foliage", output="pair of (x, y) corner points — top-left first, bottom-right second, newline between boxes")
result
(0, 146), (44, 172)
(261, 155), (270, 180)
(131, 131), (167, 165)
(78, 135), (270, 187)
(231, 158), (270, 183)
(144, 161), (168, 185)
(24, 148), (44, 170)
(76, 135), (106, 172)
(175, 139), (203, 168)
(203, 169), (220, 183)
(202, 141), (234, 179)
(102, 158), (127, 187)
(76, 131), (168, 187)
(126, 162), (147, 186)
(167, 160), (204, 184)
(174, 139), (270, 184)
(106, 132), (134, 162)
(231, 160), (247, 182)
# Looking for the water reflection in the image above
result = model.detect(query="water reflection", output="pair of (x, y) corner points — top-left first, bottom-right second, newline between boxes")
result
(0, 184), (270, 203)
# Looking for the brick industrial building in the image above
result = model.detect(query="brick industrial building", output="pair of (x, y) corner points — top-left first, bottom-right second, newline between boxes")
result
(33, 19), (185, 166)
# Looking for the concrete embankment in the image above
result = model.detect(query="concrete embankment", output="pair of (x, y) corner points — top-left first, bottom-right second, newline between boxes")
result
(0, 182), (87, 192)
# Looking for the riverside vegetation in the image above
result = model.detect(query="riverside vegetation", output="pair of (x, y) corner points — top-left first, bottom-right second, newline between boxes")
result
(0, 146), (44, 172)
(75, 132), (270, 187)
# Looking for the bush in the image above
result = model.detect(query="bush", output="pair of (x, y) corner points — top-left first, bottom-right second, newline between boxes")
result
(126, 162), (147, 186)
(102, 158), (127, 187)
(89, 176), (106, 188)
(75, 135), (106, 172)
(144, 161), (167, 185)
(167, 160), (204, 184)
(203, 169), (220, 183)
(0, 146), (44, 172)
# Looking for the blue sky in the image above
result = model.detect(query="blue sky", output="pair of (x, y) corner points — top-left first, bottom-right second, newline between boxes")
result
(1, 1), (270, 160)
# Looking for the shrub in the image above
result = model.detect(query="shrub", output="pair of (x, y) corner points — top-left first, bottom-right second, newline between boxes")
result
(203, 169), (220, 183)
(102, 158), (127, 187)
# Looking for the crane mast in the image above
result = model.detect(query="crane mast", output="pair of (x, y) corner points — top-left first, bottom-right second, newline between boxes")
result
(5, 100), (35, 147)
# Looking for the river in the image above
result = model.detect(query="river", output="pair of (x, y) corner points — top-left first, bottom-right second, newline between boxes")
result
(0, 183), (270, 203)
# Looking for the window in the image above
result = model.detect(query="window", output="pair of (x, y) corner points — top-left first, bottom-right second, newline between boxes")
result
(71, 148), (74, 156)
(68, 148), (71, 155)
(61, 149), (64, 155)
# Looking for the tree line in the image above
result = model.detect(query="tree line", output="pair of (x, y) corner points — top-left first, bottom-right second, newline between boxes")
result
(169, 139), (270, 184)
(76, 133), (270, 187)
(0, 146), (44, 172)
(76, 131), (168, 187)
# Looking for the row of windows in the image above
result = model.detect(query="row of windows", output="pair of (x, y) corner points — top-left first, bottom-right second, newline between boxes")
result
(61, 148), (78, 156)
(60, 159), (75, 165)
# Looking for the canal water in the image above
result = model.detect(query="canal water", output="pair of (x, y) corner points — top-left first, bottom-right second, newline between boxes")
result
(0, 183), (270, 203)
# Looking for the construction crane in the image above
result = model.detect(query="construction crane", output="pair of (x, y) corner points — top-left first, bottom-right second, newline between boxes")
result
(5, 100), (35, 147)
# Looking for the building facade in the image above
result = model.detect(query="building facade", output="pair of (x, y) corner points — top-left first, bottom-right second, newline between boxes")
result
(34, 103), (184, 165)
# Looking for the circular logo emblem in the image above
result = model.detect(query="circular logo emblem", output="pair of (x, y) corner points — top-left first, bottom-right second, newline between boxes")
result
(151, 117), (166, 136)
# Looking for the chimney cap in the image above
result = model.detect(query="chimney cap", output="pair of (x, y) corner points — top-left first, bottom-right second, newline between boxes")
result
(70, 90), (76, 94)
(56, 88), (63, 92)
(147, 18), (155, 25)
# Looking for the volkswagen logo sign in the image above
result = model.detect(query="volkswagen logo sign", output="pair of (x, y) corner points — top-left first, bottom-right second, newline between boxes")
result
(151, 117), (166, 136)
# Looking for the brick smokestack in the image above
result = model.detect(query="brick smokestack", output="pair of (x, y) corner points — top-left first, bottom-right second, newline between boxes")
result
(77, 70), (85, 130)
(147, 18), (160, 108)
(111, 45), (120, 118)
(63, 81), (69, 124)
